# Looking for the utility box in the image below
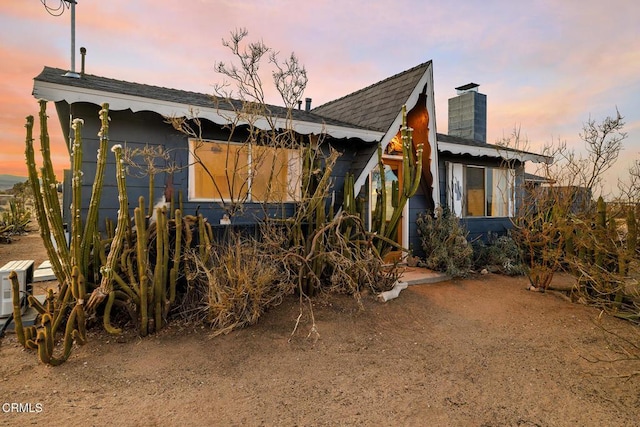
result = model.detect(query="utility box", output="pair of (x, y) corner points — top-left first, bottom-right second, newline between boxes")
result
(0, 260), (34, 318)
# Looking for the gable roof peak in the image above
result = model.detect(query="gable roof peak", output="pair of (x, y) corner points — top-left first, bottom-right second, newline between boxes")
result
(313, 60), (432, 112)
(311, 60), (433, 133)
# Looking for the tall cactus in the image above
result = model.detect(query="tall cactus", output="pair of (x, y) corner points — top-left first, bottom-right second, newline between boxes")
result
(372, 105), (423, 256)
(81, 104), (110, 271)
(87, 144), (129, 325)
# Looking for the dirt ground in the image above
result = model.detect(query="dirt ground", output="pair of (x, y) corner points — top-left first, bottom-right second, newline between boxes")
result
(1, 232), (639, 426)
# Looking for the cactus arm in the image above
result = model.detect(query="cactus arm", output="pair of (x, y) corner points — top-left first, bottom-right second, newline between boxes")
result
(134, 201), (150, 336)
(169, 209), (182, 304)
(81, 103), (110, 271)
(87, 144), (130, 314)
(25, 115), (68, 286)
(102, 291), (122, 335)
(377, 145), (387, 239)
(70, 117), (84, 267)
(27, 294), (47, 315)
(9, 271), (26, 347)
(38, 101), (71, 268)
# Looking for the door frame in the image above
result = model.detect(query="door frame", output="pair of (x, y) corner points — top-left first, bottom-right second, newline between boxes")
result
(369, 155), (410, 260)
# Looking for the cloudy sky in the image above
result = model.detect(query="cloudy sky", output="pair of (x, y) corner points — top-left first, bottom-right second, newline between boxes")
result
(1, 0), (638, 193)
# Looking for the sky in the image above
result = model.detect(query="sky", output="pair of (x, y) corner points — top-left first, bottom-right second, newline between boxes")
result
(0, 0), (639, 194)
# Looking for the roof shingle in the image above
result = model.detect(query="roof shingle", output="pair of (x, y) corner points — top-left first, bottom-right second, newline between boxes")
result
(311, 61), (432, 133)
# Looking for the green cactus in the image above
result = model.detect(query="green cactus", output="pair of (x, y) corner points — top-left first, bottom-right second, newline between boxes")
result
(25, 113), (70, 291)
(372, 105), (423, 256)
(86, 143), (130, 328)
(169, 209), (182, 304)
(9, 271), (26, 347)
(81, 106), (110, 270)
(134, 201), (149, 336)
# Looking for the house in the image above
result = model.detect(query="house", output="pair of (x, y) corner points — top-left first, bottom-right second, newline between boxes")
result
(32, 60), (549, 256)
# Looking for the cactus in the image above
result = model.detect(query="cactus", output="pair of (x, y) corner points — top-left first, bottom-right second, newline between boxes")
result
(10, 271), (26, 347)
(25, 112), (70, 291)
(86, 143), (130, 330)
(371, 105), (423, 256)
(169, 209), (182, 304)
(80, 105), (110, 270)
(134, 200), (150, 336)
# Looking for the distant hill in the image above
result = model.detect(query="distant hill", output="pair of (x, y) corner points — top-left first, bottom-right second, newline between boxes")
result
(0, 175), (28, 191)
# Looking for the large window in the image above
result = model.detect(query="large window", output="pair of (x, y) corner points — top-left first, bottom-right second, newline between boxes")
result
(448, 163), (514, 217)
(189, 139), (301, 202)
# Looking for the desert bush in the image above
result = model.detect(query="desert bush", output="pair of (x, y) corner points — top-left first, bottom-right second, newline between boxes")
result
(191, 232), (295, 336)
(0, 197), (31, 239)
(472, 233), (525, 276)
(416, 207), (472, 277)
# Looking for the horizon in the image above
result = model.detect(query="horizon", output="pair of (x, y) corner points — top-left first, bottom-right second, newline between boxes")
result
(1, 1), (639, 194)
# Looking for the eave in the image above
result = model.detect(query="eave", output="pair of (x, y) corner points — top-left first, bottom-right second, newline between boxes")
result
(32, 80), (384, 142)
(437, 140), (551, 164)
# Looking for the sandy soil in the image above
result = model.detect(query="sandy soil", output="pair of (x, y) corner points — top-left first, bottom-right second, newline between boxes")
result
(1, 231), (639, 426)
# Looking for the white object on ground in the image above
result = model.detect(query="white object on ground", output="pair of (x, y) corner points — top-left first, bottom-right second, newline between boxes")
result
(377, 281), (409, 302)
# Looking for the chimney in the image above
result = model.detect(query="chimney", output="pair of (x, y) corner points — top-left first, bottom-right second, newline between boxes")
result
(297, 100), (302, 110)
(448, 83), (487, 142)
(305, 97), (312, 112)
(80, 47), (86, 77)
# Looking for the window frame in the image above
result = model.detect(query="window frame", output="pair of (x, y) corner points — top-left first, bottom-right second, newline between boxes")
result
(447, 162), (515, 218)
(188, 138), (301, 203)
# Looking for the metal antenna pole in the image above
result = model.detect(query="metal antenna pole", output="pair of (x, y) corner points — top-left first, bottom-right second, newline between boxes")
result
(64, 1), (80, 78)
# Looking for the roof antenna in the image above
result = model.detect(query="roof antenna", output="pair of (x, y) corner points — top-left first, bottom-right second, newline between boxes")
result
(63, 1), (80, 78)
(41, 1), (80, 78)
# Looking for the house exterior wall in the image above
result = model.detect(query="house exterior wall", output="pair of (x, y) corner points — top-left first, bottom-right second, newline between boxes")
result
(437, 152), (524, 241)
(62, 102), (358, 231)
(408, 192), (431, 257)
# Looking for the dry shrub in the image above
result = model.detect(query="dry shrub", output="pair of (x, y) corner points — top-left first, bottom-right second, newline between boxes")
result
(416, 207), (472, 277)
(202, 234), (295, 336)
(320, 215), (398, 296)
(264, 212), (398, 298)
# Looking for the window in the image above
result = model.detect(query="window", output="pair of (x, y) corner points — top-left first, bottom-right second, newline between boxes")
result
(447, 163), (514, 217)
(189, 139), (301, 202)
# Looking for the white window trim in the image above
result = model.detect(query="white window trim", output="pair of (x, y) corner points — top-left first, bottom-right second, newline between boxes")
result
(446, 162), (515, 218)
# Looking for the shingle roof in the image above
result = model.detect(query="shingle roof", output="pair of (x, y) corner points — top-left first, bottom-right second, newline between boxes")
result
(33, 66), (372, 131)
(311, 61), (432, 133)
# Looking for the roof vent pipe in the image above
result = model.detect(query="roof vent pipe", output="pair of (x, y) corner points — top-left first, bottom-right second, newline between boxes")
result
(305, 97), (312, 111)
(80, 47), (86, 77)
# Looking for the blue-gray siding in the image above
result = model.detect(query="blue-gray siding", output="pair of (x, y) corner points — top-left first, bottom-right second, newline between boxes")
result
(60, 102), (364, 230)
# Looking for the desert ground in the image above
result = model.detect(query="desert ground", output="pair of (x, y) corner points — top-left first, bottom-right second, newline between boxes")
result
(1, 231), (639, 426)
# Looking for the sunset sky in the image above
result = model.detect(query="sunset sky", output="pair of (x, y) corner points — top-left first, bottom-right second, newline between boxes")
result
(1, 0), (638, 194)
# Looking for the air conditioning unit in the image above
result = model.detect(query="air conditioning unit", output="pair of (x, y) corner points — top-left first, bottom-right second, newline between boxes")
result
(0, 260), (34, 318)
